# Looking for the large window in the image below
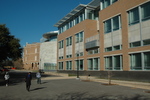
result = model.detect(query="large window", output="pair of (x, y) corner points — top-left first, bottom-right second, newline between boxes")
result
(58, 62), (63, 70)
(105, 55), (122, 70)
(141, 2), (150, 21)
(75, 31), (84, 43)
(128, 7), (139, 25)
(128, 2), (150, 25)
(59, 40), (64, 49)
(88, 58), (99, 70)
(101, 0), (118, 10)
(144, 52), (150, 70)
(75, 60), (84, 70)
(66, 61), (72, 70)
(104, 15), (121, 33)
(130, 52), (150, 70)
(66, 36), (72, 46)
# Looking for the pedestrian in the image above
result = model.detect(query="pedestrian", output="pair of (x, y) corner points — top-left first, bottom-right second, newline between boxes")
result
(25, 72), (32, 92)
(4, 72), (10, 87)
(36, 70), (41, 84)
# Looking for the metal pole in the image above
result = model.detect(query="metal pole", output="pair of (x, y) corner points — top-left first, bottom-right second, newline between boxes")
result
(77, 51), (79, 79)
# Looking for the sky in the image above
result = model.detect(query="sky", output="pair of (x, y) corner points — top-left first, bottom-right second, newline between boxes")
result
(0, 0), (92, 47)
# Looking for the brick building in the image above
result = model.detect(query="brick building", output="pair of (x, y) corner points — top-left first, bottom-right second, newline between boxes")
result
(54, 0), (150, 81)
(23, 43), (40, 70)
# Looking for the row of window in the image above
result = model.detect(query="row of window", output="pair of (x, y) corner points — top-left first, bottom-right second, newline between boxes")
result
(58, 51), (150, 71)
(100, 0), (118, 10)
(59, 31), (84, 49)
(103, 2), (150, 34)
(128, 2), (150, 25)
(59, 12), (85, 34)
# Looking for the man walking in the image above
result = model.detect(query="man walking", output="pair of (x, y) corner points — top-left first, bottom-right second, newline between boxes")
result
(25, 72), (32, 91)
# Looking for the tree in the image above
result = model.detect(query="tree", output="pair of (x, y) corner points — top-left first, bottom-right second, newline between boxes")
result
(0, 24), (22, 65)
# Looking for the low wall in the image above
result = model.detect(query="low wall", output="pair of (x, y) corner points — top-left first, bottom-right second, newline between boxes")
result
(57, 70), (150, 82)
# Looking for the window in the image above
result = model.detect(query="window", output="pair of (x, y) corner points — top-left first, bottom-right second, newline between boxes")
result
(104, 19), (111, 33)
(88, 58), (99, 70)
(141, 2), (150, 21)
(76, 60), (84, 70)
(66, 36), (72, 46)
(101, 0), (118, 10)
(105, 55), (122, 70)
(66, 54), (72, 58)
(130, 53), (142, 70)
(113, 16), (119, 31)
(104, 15), (121, 33)
(144, 52), (150, 70)
(128, 2), (150, 25)
(105, 57), (112, 70)
(58, 62), (63, 70)
(114, 56), (121, 70)
(128, 7), (139, 25)
(59, 40), (64, 49)
(130, 41), (141, 48)
(75, 31), (84, 43)
(113, 45), (121, 50)
(143, 39), (150, 45)
(66, 61), (72, 70)
(130, 52), (150, 70)
(88, 48), (99, 55)
(105, 47), (112, 52)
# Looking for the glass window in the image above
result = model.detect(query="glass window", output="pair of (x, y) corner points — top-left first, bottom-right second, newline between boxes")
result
(130, 53), (142, 70)
(79, 32), (83, 42)
(80, 60), (83, 70)
(130, 41), (141, 48)
(114, 56), (121, 70)
(104, 19), (111, 33)
(128, 7), (139, 25)
(141, 2), (150, 21)
(105, 47), (112, 52)
(105, 57), (112, 70)
(112, 0), (117, 3)
(88, 59), (93, 70)
(75, 34), (79, 43)
(144, 52), (150, 70)
(105, 0), (110, 7)
(59, 62), (63, 70)
(143, 39), (150, 45)
(94, 58), (99, 70)
(113, 16), (119, 31)
(113, 45), (120, 50)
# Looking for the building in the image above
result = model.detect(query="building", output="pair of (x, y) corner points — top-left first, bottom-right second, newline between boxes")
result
(23, 42), (40, 70)
(54, 0), (150, 81)
(39, 31), (58, 71)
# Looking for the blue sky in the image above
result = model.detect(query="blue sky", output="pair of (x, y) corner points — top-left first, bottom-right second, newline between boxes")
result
(0, 0), (92, 47)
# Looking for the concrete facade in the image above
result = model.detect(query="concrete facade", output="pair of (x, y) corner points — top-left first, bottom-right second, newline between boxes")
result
(39, 41), (57, 71)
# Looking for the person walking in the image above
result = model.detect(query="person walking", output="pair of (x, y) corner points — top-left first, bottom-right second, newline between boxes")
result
(36, 70), (41, 84)
(4, 72), (10, 87)
(25, 72), (32, 92)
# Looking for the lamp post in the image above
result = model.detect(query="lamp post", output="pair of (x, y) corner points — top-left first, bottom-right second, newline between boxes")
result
(77, 51), (79, 79)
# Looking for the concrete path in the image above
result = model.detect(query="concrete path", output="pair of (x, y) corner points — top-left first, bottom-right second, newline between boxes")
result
(0, 71), (150, 100)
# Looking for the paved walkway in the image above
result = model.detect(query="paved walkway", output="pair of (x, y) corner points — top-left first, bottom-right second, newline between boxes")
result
(0, 71), (150, 100)
(44, 72), (150, 90)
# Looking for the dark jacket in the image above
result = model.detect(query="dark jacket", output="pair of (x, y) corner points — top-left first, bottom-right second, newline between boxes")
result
(25, 74), (32, 85)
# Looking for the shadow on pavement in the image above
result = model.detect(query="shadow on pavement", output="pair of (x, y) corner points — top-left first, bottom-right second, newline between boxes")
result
(56, 92), (149, 100)
(30, 87), (46, 91)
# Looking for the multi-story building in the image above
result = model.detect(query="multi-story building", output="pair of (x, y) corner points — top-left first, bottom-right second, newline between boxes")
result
(23, 42), (40, 70)
(39, 31), (58, 71)
(54, 0), (150, 81)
